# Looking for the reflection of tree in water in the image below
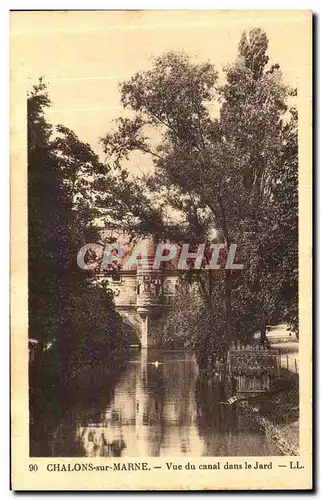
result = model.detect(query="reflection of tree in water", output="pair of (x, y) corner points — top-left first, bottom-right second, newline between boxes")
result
(70, 357), (129, 423)
(195, 376), (278, 457)
(30, 351), (268, 457)
(153, 353), (198, 455)
(74, 352), (169, 457)
(29, 358), (67, 457)
(195, 376), (238, 455)
(30, 356), (129, 457)
(82, 428), (126, 457)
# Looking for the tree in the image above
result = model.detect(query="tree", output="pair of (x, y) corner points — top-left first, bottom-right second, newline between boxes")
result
(100, 52), (238, 341)
(100, 30), (298, 356)
(268, 107), (298, 335)
(219, 28), (298, 340)
(162, 281), (229, 369)
(28, 80), (128, 375)
(28, 79), (66, 352)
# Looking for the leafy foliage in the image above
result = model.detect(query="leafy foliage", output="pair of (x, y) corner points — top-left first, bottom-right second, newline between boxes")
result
(28, 80), (128, 373)
(100, 28), (298, 363)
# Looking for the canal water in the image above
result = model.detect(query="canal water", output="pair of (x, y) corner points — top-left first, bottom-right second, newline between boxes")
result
(30, 350), (278, 457)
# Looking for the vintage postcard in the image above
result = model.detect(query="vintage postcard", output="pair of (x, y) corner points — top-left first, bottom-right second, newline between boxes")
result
(10, 10), (312, 490)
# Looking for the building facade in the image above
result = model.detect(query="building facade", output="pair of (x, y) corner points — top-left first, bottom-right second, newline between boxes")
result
(96, 238), (179, 348)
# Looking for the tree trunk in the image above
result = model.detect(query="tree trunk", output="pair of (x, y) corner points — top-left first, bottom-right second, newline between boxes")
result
(220, 220), (235, 345)
(260, 314), (267, 345)
(224, 272), (235, 343)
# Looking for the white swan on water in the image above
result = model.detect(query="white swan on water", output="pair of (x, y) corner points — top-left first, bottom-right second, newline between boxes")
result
(146, 361), (162, 367)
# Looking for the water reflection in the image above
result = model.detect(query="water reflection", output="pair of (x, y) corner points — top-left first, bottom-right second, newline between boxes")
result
(30, 350), (278, 457)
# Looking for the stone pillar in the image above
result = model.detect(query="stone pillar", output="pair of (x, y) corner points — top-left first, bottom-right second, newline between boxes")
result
(141, 314), (148, 349)
(140, 348), (148, 382)
(136, 239), (163, 348)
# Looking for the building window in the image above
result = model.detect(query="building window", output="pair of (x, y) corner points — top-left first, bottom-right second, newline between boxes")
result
(164, 280), (174, 294)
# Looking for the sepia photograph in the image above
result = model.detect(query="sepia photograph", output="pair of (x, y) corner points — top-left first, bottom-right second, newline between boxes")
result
(10, 10), (312, 490)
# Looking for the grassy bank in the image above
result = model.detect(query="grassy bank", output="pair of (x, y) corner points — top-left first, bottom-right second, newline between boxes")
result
(239, 371), (299, 455)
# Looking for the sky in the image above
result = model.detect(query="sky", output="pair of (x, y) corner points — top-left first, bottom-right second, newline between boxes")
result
(11, 10), (310, 174)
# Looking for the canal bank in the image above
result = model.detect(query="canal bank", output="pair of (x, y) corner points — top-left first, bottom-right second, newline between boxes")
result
(239, 372), (299, 456)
